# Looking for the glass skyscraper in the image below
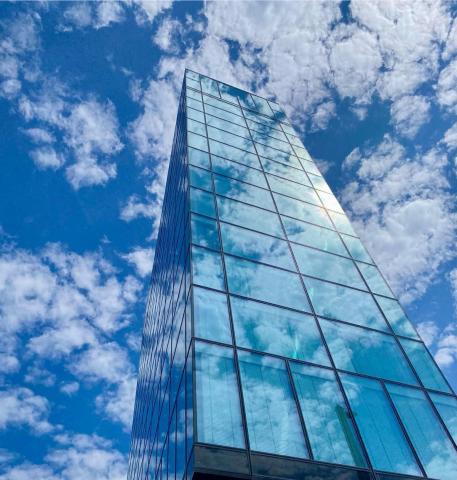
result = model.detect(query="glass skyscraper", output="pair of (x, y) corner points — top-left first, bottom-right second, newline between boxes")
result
(127, 70), (457, 480)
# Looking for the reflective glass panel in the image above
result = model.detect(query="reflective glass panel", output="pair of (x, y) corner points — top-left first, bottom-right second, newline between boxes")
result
(211, 155), (267, 188)
(329, 211), (357, 236)
(293, 244), (365, 289)
(231, 297), (329, 365)
(204, 94), (241, 115)
(283, 217), (347, 256)
(207, 126), (255, 153)
(253, 132), (294, 154)
(224, 255), (310, 312)
(186, 70), (200, 81)
(293, 145), (312, 161)
(300, 159), (321, 176)
(400, 339), (451, 393)
(281, 123), (296, 136)
(341, 374), (421, 476)
(188, 132), (208, 152)
(247, 119), (287, 142)
(188, 147), (210, 169)
(244, 109), (278, 128)
(193, 287), (231, 343)
(252, 94), (274, 116)
(357, 263), (394, 298)
(186, 97), (203, 112)
(190, 187), (215, 218)
(275, 193), (334, 229)
(186, 78), (201, 91)
(200, 76), (220, 97)
(238, 351), (309, 458)
(187, 118), (206, 136)
(209, 139), (260, 168)
(187, 106), (205, 123)
(304, 277), (387, 330)
(191, 214), (220, 250)
(189, 165), (212, 190)
(261, 158), (310, 185)
(195, 342), (245, 448)
(187, 88), (202, 101)
(430, 393), (457, 444)
(287, 133), (303, 147)
(204, 104), (246, 127)
(290, 363), (366, 467)
(267, 174), (321, 206)
(206, 114), (249, 138)
(318, 191), (344, 213)
(192, 246), (224, 290)
(321, 320), (417, 385)
(217, 196), (284, 238)
(376, 296), (419, 339)
(341, 234), (372, 263)
(250, 129), (291, 152)
(387, 384), (457, 480)
(220, 223), (295, 270)
(214, 174), (274, 210)
(255, 142), (300, 167)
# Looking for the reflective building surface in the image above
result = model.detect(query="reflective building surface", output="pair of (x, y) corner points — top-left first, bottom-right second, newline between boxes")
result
(127, 70), (457, 480)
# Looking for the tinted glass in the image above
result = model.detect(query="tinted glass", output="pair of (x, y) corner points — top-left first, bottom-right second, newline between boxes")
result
(231, 297), (329, 365)
(283, 217), (347, 256)
(188, 132), (208, 152)
(220, 223), (295, 270)
(400, 338), (451, 392)
(186, 78), (201, 91)
(267, 174), (321, 206)
(388, 384), (457, 480)
(189, 165), (212, 190)
(211, 155), (267, 188)
(200, 76), (220, 97)
(195, 342), (245, 448)
(206, 114), (249, 137)
(192, 246), (224, 290)
(317, 191), (344, 213)
(341, 234), (372, 263)
(304, 277), (388, 331)
(261, 158), (310, 185)
(190, 187), (216, 217)
(290, 364), (366, 467)
(224, 255), (311, 312)
(376, 296), (419, 339)
(207, 125), (255, 153)
(209, 139), (260, 168)
(214, 174), (275, 210)
(430, 393), (457, 444)
(187, 106), (205, 123)
(193, 287), (231, 343)
(187, 97), (203, 113)
(250, 130), (292, 153)
(308, 173), (331, 193)
(205, 104), (246, 127)
(217, 196), (284, 238)
(255, 142), (300, 167)
(321, 320), (418, 385)
(188, 147), (210, 168)
(357, 263), (394, 298)
(247, 119), (287, 142)
(204, 94), (241, 114)
(300, 159), (321, 176)
(329, 211), (357, 236)
(341, 374), (421, 476)
(191, 214), (220, 250)
(238, 351), (308, 458)
(292, 244), (365, 289)
(187, 118), (206, 136)
(275, 193), (334, 229)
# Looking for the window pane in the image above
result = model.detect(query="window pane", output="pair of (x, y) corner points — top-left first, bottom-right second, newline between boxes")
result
(214, 174), (274, 210)
(321, 320), (418, 385)
(252, 94), (274, 116)
(187, 88), (202, 101)
(209, 139), (260, 168)
(238, 351), (308, 458)
(187, 106), (205, 123)
(387, 384), (457, 480)
(400, 339), (451, 393)
(430, 393), (457, 444)
(204, 94), (241, 115)
(191, 214), (220, 250)
(255, 142), (300, 167)
(281, 123), (296, 136)
(187, 97), (203, 113)
(341, 374), (421, 476)
(193, 287), (231, 343)
(186, 78), (200, 91)
(341, 234), (372, 263)
(290, 364), (366, 467)
(317, 191), (344, 213)
(275, 193), (334, 229)
(187, 118), (206, 136)
(293, 144), (312, 161)
(292, 244), (365, 289)
(189, 165), (212, 190)
(206, 114), (249, 138)
(192, 246), (224, 290)
(300, 159), (321, 176)
(205, 104), (246, 127)
(190, 187), (215, 218)
(308, 173), (331, 193)
(329, 211), (357, 236)
(217, 196), (284, 238)
(211, 155), (267, 188)
(200, 76), (220, 97)
(220, 223), (295, 270)
(304, 277), (388, 331)
(261, 158), (310, 185)
(188, 147), (210, 169)
(376, 296), (419, 339)
(188, 132), (208, 152)
(207, 126), (255, 153)
(231, 297), (329, 365)
(224, 255), (310, 312)
(357, 263), (394, 298)
(248, 119), (287, 142)
(250, 130), (291, 154)
(195, 342), (245, 448)
(267, 174), (321, 206)
(283, 217), (347, 256)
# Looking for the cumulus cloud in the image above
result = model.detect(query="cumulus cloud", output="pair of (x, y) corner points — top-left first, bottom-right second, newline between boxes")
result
(122, 247), (154, 278)
(442, 123), (457, 150)
(30, 147), (64, 170)
(437, 58), (457, 113)
(390, 95), (431, 138)
(58, 2), (125, 31)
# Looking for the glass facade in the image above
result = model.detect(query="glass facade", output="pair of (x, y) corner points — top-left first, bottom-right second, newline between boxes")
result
(128, 70), (457, 480)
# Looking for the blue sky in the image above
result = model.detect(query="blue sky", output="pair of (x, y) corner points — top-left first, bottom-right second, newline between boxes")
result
(1, 1), (457, 478)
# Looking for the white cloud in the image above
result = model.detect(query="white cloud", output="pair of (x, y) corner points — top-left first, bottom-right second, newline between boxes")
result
(23, 128), (55, 144)
(59, 3), (125, 31)
(442, 122), (457, 150)
(30, 147), (64, 170)
(119, 194), (156, 222)
(60, 382), (80, 396)
(129, 0), (172, 25)
(341, 136), (456, 304)
(0, 388), (55, 435)
(390, 95), (431, 138)
(437, 58), (457, 113)
(122, 247), (154, 278)
(95, 2), (125, 29)
(153, 17), (181, 53)
(417, 321), (439, 347)
(24, 365), (56, 387)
